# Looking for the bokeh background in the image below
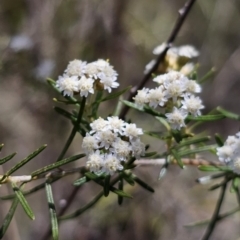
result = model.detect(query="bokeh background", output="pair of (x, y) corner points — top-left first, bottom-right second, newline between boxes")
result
(0, 0), (240, 239)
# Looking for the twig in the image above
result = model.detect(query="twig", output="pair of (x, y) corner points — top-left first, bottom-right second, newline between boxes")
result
(119, 0), (197, 119)
(134, 158), (222, 166)
(201, 178), (228, 240)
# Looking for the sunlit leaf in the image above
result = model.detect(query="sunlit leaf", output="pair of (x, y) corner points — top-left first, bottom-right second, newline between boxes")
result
(99, 86), (131, 102)
(178, 144), (217, 157)
(198, 165), (231, 172)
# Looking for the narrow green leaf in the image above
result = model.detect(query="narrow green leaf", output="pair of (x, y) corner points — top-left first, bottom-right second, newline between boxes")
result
(99, 86), (131, 102)
(230, 177), (240, 193)
(118, 178), (124, 205)
(155, 116), (171, 131)
(73, 176), (89, 186)
(45, 182), (59, 240)
(132, 175), (155, 193)
(4, 145), (47, 179)
(31, 153), (85, 177)
(104, 175), (111, 197)
(217, 107), (240, 120)
(121, 172), (135, 186)
(54, 107), (76, 121)
(11, 182), (35, 220)
(177, 136), (210, 149)
(121, 100), (163, 117)
(184, 207), (240, 227)
(84, 172), (102, 181)
(0, 197), (19, 238)
(171, 149), (184, 169)
(144, 131), (169, 140)
(0, 153), (16, 165)
(198, 165), (232, 172)
(111, 188), (132, 198)
(144, 152), (158, 158)
(178, 144), (217, 157)
(215, 133), (224, 147)
(53, 98), (78, 105)
(186, 114), (225, 121)
(198, 67), (215, 84)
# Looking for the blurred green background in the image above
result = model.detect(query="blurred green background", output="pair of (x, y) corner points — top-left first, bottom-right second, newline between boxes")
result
(0, 0), (240, 239)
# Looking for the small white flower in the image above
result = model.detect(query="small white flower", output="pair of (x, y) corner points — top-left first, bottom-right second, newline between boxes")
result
(56, 75), (79, 97)
(217, 145), (235, 163)
(133, 88), (149, 108)
(95, 59), (110, 69)
(164, 80), (186, 102)
(82, 133), (99, 154)
(180, 63), (195, 76)
(86, 151), (104, 173)
(131, 139), (145, 158)
(181, 95), (204, 116)
(165, 107), (188, 130)
(232, 157), (240, 174)
(153, 42), (167, 55)
(85, 62), (99, 79)
(98, 73), (119, 93)
(176, 45), (199, 58)
(90, 118), (109, 134)
(124, 123), (143, 140)
(148, 86), (167, 108)
(185, 80), (201, 94)
(107, 116), (126, 134)
(111, 139), (132, 161)
(225, 136), (239, 146)
(153, 74), (168, 85)
(65, 59), (86, 77)
(144, 59), (156, 74)
(102, 154), (123, 175)
(78, 76), (94, 97)
(96, 130), (117, 149)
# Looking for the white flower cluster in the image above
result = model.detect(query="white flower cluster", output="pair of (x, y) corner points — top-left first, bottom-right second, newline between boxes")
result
(56, 59), (119, 97)
(134, 71), (204, 130)
(145, 43), (199, 76)
(217, 132), (240, 174)
(82, 117), (145, 175)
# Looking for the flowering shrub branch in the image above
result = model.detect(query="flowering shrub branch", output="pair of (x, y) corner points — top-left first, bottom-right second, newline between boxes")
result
(1, 0), (239, 240)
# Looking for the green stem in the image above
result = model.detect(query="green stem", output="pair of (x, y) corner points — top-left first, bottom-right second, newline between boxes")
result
(57, 97), (86, 162)
(201, 179), (228, 240)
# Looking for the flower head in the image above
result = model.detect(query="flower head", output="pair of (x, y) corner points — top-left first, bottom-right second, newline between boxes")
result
(133, 88), (149, 108)
(78, 76), (94, 97)
(165, 107), (188, 130)
(56, 75), (79, 97)
(65, 59), (86, 77)
(181, 95), (204, 116)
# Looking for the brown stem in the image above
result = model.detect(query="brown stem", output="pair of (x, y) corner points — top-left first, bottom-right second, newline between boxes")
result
(119, 0), (197, 119)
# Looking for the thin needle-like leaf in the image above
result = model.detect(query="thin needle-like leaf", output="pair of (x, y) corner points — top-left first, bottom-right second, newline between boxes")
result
(11, 182), (35, 220)
(45, 182), (59, 240)
(31, 153), (85, 177)
(0, 197), (19, 239)
(4, 145), (47, 178)
(0, 153), (17, 165)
